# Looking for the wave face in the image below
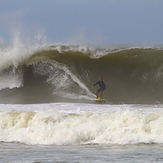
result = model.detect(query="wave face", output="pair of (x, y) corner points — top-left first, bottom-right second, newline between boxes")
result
(0, 44), (163, 104)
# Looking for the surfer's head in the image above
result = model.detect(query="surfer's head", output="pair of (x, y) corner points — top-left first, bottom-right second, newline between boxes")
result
(99, 77), (103, 80)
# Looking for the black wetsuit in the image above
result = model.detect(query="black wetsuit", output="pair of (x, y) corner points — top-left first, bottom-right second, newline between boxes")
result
(93, 81), (106, 92)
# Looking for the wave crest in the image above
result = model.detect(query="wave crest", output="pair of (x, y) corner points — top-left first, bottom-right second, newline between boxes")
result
(1, 44), (163, 104)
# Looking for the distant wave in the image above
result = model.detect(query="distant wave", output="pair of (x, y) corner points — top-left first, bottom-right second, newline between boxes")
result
(0, 44), (163, 104)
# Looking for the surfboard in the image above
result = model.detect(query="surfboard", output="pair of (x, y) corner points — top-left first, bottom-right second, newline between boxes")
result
(93, 98), (106, 101)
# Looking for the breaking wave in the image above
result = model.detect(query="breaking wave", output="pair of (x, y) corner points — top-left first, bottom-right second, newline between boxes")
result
(1, 103), (163, 145)
(0, 44), (163, 104)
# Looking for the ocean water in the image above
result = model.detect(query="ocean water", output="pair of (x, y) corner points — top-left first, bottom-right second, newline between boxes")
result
(1, 44), (163, 162)
(1, 103), (163, 162)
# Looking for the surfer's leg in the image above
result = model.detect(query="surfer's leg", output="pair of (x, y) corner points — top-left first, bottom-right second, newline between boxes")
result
(96, 88), (102, 99)
(95, 91), (98, 99)
(100, 91), (103, 99)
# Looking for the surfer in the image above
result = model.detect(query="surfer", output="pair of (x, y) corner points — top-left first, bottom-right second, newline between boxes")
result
(92, 77), (106, 99)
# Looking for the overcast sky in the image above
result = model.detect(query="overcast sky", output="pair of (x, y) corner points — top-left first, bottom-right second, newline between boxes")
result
(1, 0), (163, 45)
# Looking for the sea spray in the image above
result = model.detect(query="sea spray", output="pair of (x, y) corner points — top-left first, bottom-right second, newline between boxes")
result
(0, 39), (48, 90)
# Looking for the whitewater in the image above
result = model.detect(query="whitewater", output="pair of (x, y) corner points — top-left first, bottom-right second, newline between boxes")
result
(1, 43), (163, 162)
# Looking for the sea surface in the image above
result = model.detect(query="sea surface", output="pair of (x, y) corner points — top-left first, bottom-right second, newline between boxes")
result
(1, 44), (163, 162)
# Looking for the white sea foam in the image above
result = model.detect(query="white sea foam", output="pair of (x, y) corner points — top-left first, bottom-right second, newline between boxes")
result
(0, 103), (163, 145)
(0, 34), (48, 90)
(0, 43), (27, 90)
(0, 72), (23, 90)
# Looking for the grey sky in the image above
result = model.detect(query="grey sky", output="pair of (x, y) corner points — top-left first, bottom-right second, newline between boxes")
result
(1, 0), (163, 45)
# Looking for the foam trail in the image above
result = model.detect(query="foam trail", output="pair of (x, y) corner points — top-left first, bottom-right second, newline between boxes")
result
(49, 60), (95, 98)
(30, 58), (95, 99)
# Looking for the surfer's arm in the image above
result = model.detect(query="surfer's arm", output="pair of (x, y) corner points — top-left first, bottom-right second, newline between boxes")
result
(92, 81), (99, 88)
(92, 85), (95, 88)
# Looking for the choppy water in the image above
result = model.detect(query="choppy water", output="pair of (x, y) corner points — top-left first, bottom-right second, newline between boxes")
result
(1, 142), (163, 163)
